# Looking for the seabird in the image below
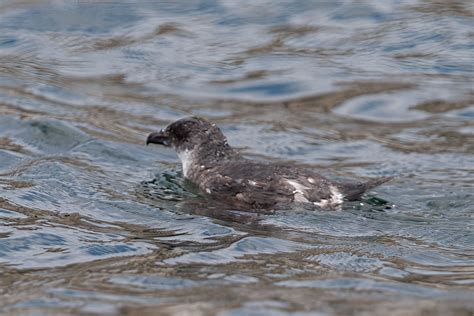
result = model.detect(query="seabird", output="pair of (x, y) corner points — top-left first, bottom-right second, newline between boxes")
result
(146, 116), (391, 210)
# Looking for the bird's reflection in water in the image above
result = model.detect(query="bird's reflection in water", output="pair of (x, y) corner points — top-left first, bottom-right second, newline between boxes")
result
(176, 198), (274, 224)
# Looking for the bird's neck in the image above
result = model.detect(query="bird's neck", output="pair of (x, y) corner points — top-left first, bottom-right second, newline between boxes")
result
(176, 143), (240, 179)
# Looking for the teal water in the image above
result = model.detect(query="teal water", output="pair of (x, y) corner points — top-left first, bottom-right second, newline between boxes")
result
(0, 1), (473, 315)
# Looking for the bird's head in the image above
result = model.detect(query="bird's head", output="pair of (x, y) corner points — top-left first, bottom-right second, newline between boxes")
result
(146, 116), (229, 154)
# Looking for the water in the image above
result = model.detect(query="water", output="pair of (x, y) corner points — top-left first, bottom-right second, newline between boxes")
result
(0, 1), (473, 315)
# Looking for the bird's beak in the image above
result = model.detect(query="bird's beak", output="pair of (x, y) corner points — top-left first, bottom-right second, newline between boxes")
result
(146, 130), (171, 146)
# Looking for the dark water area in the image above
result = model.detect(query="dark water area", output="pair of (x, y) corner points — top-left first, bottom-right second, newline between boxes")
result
(0, 1), (473, 315)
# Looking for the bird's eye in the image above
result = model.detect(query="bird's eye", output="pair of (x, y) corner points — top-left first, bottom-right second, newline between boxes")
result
(172, 125), (189, 141)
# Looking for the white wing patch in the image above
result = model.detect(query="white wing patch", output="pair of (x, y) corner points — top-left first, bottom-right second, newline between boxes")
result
(329, 185), (344, 205)
(313, 185), (344, 208)
(286, 179), (309, 194)
(286, 179), (310, 203)
(286, 179), (344, 208)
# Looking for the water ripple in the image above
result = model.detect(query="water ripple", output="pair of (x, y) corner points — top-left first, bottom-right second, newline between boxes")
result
(0, 0), (472, 315)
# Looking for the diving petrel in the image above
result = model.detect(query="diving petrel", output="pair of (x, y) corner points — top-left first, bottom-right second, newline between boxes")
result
(147, 117), (391, 209)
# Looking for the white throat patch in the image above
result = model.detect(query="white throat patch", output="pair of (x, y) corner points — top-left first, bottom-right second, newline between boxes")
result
(177, 149), (195, 178)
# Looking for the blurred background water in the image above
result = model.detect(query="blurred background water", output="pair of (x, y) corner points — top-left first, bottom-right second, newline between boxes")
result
(0, 1), (473, 315)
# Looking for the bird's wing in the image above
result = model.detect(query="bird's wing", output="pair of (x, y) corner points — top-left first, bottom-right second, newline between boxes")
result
(202, 172), (294, 209)
(201, 162), (338, 208)
(196, 162), (298, 208)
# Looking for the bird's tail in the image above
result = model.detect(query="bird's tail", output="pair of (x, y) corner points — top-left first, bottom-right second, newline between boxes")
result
(337, 176), (393, 201)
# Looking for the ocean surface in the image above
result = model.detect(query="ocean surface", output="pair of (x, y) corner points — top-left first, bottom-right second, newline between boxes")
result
(0, 1), (473, 315)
